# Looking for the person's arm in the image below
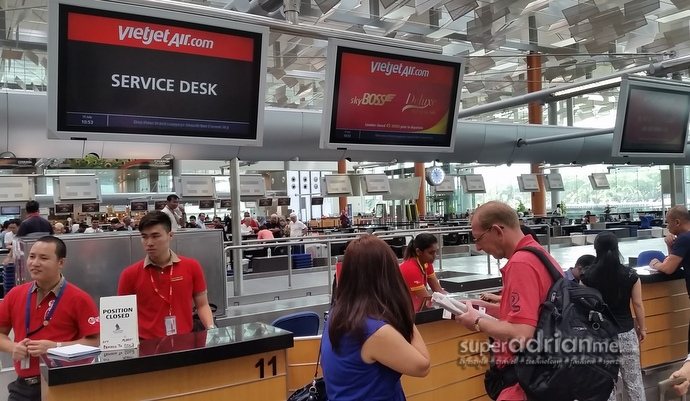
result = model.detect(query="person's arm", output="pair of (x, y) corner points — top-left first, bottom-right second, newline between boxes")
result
(117, 267), (133, 295)
(427, 275), (446, 294)
(361, 324), (430, 377)
(650, 254), (682, 274)
(26, 335), (99, 356)
(631, 278), (646, 343)
(456, 301), (535, 344)
(193, 292), (214, 328)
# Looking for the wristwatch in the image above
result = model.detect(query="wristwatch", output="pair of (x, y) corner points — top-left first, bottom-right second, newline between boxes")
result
(56, 342), (62, 348)
(474, 316), (483, 332)
(207, 325), (217, 330)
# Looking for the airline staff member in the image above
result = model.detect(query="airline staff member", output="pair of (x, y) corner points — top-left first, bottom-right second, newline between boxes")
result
(399, 233), (446, 311)
(117, 211), (215, 340)
(0, 236), (100, 401)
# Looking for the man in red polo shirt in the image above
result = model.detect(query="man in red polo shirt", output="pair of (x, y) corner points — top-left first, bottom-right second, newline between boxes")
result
(455, 201), (563, 401)
(118, 211), (214, 340)
(0, 236), (100, 401)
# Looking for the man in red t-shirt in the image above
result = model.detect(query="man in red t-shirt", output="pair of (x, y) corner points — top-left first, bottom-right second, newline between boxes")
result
(456, 201), (563, 401)
(0, 236), (100, 401)
(118, 211), (215, 340)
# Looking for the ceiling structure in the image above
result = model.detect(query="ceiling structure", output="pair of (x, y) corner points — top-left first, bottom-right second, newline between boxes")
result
(1, 0), (690, 124)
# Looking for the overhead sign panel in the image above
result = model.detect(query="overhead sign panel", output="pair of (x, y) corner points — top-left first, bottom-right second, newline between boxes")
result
(320, 39), (463, 152)
(48, 0), (268, 146)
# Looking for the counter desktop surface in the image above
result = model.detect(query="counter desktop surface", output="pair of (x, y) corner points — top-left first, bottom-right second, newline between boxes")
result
(40, 323), (294, 401)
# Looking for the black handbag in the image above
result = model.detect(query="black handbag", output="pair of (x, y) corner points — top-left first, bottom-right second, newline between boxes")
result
(287, 338), (328, 401)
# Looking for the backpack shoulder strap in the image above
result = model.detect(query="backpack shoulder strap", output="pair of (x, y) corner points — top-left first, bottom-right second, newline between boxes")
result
(516, 246), (562, 283)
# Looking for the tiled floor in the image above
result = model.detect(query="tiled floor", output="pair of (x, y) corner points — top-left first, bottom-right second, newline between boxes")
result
(228, 237), (668, 299)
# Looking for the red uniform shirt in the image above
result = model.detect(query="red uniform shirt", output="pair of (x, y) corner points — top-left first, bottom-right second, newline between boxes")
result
(0, 280), (100, 377)
(399, 258), (436, 311)
(117, 252), (207, 340)
(495, 236), (563, 401)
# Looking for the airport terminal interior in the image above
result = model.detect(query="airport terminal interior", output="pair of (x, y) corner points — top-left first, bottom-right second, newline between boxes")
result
(2, 0), (690, 399)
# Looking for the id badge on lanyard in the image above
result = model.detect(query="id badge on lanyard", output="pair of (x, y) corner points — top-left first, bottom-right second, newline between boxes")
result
(149, 266), (176, 336)
(23, 281), (67, 369)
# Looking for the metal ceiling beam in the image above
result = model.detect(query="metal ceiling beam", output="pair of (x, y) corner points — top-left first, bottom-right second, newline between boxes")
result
(107, 0), (444, 53)
(456, 54), (690, 119)
(0, 39), (47, 52)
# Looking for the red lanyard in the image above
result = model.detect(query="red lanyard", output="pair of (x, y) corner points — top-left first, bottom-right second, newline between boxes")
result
(415, 258), (428, 286)
(149, 265), (174, 316)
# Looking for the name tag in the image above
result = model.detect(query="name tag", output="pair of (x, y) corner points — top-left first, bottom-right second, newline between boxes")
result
(170, 276), (183, 282)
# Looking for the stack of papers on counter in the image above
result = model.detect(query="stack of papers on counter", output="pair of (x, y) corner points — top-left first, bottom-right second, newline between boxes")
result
(47, 344), (101, 359)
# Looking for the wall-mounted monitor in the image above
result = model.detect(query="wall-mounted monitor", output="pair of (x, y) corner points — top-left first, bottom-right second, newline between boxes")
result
(154, 200), (167, 210)
(589, 173), (610, 190)
(311, 197), (324, 206)
(543, 173), (565, 191)
(239, 175), (266, 197)
(0, 206), (21, 216)
(517, 174), (540, 192)
(198, 199), (215, 209)
(179, 176), (216, 198)
(130, 201), (148, 212)
(321, 174), (353, 196)
(81, 202), (100, 213)
(363, 174), (391, 194)
(258, 198), (273, 207)
(219, 199), (232, 208)
(48, 0), (268, 146)
(383, 177), (422, 201)
(612, 76), (690, 158)
(53, 175), (101, 202)
(54, 204), (74, 214)
(0, 177), (35, 202)
(431, 176), (455, 193)
(277, 197), (291, 206)
(320, 39), (464, 153)
(459, 174), (486, 193)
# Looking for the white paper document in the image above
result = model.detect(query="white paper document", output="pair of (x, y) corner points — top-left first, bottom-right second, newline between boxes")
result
(431, 292), (496, 320)
(47, 344), (101, 359)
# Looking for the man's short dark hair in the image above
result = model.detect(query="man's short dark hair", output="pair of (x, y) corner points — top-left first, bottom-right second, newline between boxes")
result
(190, 215), (197, 220)
(110, 218), (120, 224)
(166, 194), (179, 202)
(36, 235), (67, 259)
(575, 254), (595, 268)
(139, 211), (172, 233)
(25, 200), (39, 214)
(2, 221), (9, 229)
(8, 219), (20, 227)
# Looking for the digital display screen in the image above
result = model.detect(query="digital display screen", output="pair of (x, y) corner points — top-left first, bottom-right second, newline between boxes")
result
(311, 197), (324, 206)
(619, 86), (690, 154)
(154, 201), (167, 210)
(277, 197), (291, 206)
(198, 199), (215, 209)
(54, 204), (74, 214)
(258, 198), (273, 207)
(0, 206), (21, 215)
(130, 201), (148, 211)
(81, 203), (100, 213)
(325, 44), (462, 149)
(219, 199), (231, 208)
(53, 3), (265, 144)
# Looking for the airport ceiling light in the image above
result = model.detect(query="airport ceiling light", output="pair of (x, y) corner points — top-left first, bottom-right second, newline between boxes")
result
(549, 77), (622, 99)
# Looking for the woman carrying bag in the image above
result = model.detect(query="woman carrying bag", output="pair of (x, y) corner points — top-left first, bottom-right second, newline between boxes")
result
(321, 235), (431, 401)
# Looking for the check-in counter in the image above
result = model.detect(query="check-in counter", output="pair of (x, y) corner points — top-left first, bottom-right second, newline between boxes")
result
(40, 323), (294, 401)
(636, 270), (689, 368)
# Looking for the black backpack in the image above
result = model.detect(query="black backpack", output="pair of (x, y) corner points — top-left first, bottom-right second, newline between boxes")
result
(512, 247), (621, 401)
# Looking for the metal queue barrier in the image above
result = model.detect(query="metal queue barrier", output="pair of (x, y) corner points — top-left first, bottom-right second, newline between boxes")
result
(223, 224), (552, 296)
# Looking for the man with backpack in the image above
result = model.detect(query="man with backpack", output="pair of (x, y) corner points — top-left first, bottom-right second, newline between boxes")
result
(456, 201), (620, 401)
(456, 201), (563, 401)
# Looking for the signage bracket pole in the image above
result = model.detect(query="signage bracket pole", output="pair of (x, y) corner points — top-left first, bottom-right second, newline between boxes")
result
(230, 158), (243, 296)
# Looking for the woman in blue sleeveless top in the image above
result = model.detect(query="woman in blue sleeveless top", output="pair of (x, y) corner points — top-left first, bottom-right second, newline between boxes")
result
(322, 235), (431, 401)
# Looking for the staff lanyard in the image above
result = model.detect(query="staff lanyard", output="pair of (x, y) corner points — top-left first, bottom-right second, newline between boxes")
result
(415, 258), (428, 286)
(25, 280), (67, 337)
(149, 265), (174, 316)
